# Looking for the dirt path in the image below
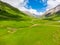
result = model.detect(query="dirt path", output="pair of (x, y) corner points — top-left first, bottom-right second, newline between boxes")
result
(46, 25), (60, 27)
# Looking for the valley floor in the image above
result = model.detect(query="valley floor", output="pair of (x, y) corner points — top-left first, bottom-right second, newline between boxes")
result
(0, 19), (60, 45)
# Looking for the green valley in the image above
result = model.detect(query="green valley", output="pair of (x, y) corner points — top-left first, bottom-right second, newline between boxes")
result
(0, 1), (60, 45)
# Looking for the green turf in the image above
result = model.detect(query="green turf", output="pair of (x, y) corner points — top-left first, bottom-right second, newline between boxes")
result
(0, 20), (60, 45)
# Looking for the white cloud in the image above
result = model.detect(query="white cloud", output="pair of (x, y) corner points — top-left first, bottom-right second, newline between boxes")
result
(1, 0), (25, 7)
(18, 7), (43, 15)
(46, 0), (60, 11)
(28, 8), (43, 15)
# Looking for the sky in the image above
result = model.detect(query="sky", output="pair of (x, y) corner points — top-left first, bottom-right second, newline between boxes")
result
(1, 0), (60, 15)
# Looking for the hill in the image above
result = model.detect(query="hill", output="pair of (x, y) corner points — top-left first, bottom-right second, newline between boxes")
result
(0, 1), (32, 20)
(42, 4), (60, 21)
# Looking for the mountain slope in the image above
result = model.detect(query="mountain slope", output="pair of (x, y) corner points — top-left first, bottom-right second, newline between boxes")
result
(0, 1), (32, 20)
(42, 4), (60, 21)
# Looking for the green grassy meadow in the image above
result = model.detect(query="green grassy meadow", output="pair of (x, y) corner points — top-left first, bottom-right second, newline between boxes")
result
(0, 20), (60, 45)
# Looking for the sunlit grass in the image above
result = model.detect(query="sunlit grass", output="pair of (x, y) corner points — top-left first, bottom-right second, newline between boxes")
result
(0, 20), (60, 45)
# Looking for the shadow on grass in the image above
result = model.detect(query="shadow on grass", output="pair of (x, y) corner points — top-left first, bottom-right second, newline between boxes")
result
(0, 10), (27, 21)
(0, 17), (25, 21)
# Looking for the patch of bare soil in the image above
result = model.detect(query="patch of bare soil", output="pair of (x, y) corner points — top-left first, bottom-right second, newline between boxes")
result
(29, 24), (40, 28)
(7, 27), (17, 33)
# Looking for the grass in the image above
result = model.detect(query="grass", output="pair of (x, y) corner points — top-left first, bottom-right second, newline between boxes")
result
(0, 19), (60, 45)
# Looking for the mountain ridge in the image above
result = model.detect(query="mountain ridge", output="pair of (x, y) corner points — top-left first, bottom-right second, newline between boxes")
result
(40, 4), (60, 21)
(43, 4), (60, 16)
(0, 1), (32, 20)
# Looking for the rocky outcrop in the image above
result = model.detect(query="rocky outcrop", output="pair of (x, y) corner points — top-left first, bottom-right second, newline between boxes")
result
(44, 4), (60, 16)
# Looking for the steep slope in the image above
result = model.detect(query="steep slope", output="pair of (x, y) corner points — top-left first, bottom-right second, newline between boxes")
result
(42, 4), (60, 21)
(44, 4), (60, 16)
(0, 1), (32, 20)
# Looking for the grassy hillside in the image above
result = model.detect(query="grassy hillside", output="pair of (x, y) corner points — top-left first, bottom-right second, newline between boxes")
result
(43, 11), (60, 21)
(0, 1), (32, 20)
(0, 1), (60, 45)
